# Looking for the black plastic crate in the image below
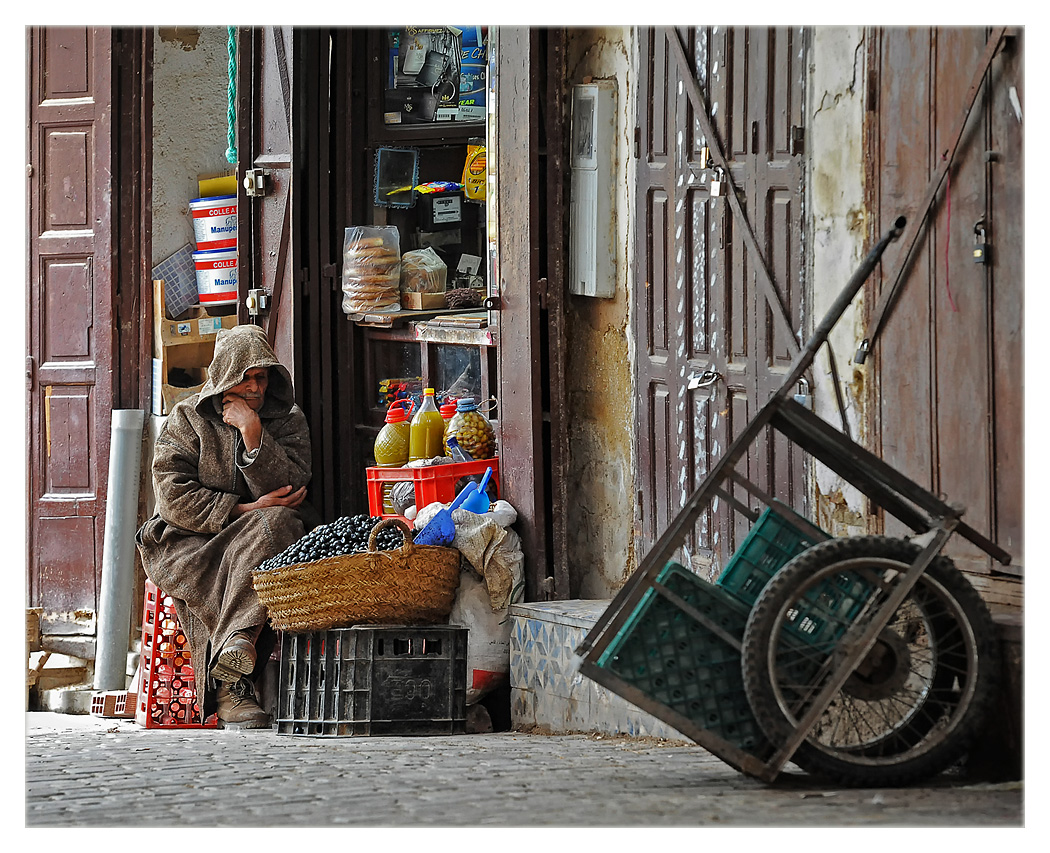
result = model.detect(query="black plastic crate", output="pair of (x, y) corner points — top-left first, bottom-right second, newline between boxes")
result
(275, 625), (468, 736)
(595, 562), (771, 757)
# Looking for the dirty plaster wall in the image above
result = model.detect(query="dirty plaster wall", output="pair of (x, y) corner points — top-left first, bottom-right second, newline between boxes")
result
(563, 28), (638, 599)
(151, 26), (233, 269)
(806, 26), (873, 536)
(145, 26), (231, 521)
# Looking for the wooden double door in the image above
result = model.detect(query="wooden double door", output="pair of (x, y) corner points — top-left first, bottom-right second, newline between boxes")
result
(634, 26), (808, 576)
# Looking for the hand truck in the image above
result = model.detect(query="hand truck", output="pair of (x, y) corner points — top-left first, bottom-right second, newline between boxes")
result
(575, 216), (1013, 787)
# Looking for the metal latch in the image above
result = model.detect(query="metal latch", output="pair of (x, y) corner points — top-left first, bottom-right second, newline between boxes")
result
(243, 168), (272, 198)
(246, 289), (270, 316)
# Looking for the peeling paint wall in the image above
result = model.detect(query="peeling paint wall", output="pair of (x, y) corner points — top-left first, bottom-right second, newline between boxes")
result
(152, 27), (233, 268)
(806, 27), (873, 537)
(563, 28), (638, 599)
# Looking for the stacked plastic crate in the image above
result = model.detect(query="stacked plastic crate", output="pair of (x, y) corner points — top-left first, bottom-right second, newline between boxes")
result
(135, 580), (217, 729)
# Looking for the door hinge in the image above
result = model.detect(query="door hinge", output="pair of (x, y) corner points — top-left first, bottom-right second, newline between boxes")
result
(634, 126), (642, 160)
(26, 355), (35, 391)
(322, 263), (340, 292)
(790, 125), (805, 156)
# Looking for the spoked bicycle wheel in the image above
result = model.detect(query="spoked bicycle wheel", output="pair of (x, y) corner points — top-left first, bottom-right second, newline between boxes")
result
(741, 536), (999, 787)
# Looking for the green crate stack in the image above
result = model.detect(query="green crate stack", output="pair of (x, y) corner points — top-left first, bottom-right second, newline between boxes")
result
(715, 506), (828, 608)
(595, 561), (771, 757)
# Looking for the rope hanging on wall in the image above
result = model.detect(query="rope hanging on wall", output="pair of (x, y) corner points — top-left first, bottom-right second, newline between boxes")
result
(225, 26), (237, 165)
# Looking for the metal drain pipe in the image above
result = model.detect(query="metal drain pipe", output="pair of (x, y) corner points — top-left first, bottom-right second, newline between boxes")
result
(94, 410), (146, 691)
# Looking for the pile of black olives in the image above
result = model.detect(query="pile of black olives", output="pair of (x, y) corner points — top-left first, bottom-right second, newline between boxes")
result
(256, 514), (406, 572)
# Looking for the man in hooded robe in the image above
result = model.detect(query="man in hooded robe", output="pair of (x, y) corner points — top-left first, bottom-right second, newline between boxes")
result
(136, 325), (312, 728)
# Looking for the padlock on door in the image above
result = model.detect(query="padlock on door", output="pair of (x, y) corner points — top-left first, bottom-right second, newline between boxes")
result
(709, 167), (725, 198)
(973, 220), (990, 265)
(793, 377), (812, 409)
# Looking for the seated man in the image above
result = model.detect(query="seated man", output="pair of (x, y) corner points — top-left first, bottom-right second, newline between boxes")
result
(136, 324), (311, 728)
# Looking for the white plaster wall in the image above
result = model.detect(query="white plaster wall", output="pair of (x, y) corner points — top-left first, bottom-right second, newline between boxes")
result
(151, 26), (234, 268)
(563, 28), (638, 599)
(805, 26), (872, 536)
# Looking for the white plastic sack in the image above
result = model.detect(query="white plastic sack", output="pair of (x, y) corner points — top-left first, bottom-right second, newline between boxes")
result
(449, 568), (522, 704)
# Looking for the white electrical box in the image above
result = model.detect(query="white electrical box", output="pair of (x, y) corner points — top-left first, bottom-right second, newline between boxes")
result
(569, 81), (618, 298)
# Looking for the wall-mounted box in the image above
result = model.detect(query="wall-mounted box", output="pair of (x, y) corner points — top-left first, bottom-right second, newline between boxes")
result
(569, 81), (618, 298)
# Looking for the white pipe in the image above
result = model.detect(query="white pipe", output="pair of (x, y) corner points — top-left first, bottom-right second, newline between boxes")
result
(93, 410), (145, 691)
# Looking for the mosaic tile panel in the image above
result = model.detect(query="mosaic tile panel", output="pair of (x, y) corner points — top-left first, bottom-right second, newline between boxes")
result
(509, 601), (685, 741)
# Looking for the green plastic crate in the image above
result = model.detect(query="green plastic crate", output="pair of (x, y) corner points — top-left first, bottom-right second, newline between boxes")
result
(715, 506), (829, 608)
(595, 561), (771, 757)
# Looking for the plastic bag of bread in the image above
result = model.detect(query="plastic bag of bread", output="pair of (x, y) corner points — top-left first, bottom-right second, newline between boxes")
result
(399, 247), (447, 294)
(341, 226), (401, 314)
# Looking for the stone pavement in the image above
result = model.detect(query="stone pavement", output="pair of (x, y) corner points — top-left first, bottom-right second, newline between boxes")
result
(21, 711), (1024, 829)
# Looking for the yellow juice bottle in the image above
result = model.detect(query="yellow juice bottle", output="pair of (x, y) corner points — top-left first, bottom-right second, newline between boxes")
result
(409, 388), (446, 461)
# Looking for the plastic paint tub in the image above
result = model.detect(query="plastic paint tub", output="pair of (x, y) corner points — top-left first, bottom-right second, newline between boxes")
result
(192, 248), (238, 305)
(189, 195), (238, 251)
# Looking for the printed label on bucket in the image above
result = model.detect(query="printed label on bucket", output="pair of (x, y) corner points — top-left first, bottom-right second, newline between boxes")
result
(192, 248), (238, 305)
(190, 195), (238, 251)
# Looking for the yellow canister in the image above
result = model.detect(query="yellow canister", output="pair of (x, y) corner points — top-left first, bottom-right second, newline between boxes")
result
(374, 399), (414, 467)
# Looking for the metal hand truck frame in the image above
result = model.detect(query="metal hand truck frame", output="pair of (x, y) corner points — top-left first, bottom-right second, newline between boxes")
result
(575, 217), (1013, 787)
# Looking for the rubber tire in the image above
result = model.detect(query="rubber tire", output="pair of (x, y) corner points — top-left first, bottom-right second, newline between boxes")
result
(741, 536), (999, 787)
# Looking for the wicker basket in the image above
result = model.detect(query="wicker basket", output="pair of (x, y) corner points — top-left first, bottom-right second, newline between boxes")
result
(252, 518), (462, 633)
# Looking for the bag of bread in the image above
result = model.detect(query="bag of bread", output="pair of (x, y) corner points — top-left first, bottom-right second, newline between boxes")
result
(400, 247), (447, 294)
(341, 226), (401, 314)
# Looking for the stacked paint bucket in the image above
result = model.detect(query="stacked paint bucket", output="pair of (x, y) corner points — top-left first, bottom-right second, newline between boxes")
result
(190, 194), (238, 306)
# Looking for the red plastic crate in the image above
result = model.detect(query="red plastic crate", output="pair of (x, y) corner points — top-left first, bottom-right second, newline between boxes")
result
(135, 580), (217, 729)
(366, 457), (500, 518)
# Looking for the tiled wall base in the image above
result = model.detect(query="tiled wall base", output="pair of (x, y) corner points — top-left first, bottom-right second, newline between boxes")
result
(509, 600), (685, 741)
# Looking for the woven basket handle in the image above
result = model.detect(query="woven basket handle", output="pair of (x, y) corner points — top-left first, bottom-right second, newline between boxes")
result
(367, 517), (414, 552)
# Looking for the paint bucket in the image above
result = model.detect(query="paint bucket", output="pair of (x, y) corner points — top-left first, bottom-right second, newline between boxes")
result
(189, 194), (238, 251)
(192, 248), (238, 305)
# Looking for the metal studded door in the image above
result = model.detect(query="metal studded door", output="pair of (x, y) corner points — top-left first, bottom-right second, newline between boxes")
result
(26, 27), (115, 640)
(634, 26), (807, 576)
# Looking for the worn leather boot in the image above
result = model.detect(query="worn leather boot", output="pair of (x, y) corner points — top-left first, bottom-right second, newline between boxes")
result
(210, 627), (260, 682)
(215, 677), (270, 729)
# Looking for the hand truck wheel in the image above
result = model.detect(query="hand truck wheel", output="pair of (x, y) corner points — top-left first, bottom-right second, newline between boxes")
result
(740, 536), (999, 787)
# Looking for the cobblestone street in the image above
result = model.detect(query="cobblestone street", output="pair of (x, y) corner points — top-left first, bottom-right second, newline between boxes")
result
(22, 712), (1023, 830)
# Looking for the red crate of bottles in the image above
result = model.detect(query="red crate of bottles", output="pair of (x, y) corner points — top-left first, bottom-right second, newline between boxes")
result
(366, 456), (500, 518)
(135, 580), (217, 729)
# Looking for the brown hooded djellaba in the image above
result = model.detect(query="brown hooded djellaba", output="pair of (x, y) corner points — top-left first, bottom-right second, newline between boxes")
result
(136, 325), (312, 718)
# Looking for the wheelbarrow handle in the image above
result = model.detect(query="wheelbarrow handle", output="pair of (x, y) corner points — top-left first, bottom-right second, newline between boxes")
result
(779, 216), (906, 397)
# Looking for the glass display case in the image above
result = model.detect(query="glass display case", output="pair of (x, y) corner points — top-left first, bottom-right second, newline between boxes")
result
(351, 26), (498, 463)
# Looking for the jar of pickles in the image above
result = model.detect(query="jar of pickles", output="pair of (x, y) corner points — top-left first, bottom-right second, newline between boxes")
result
(445, 397), (496, 460)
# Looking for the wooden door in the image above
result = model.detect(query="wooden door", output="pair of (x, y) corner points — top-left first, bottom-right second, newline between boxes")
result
(635, 26), (807, 577)
(26, 27), (115, 640)
(867, 28), (1024, 583)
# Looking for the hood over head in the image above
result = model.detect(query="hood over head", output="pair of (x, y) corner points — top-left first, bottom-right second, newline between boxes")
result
(195, 324), (296, 420)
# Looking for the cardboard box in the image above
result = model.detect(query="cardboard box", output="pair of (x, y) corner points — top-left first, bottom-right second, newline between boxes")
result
(401, 291), (448, 311)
